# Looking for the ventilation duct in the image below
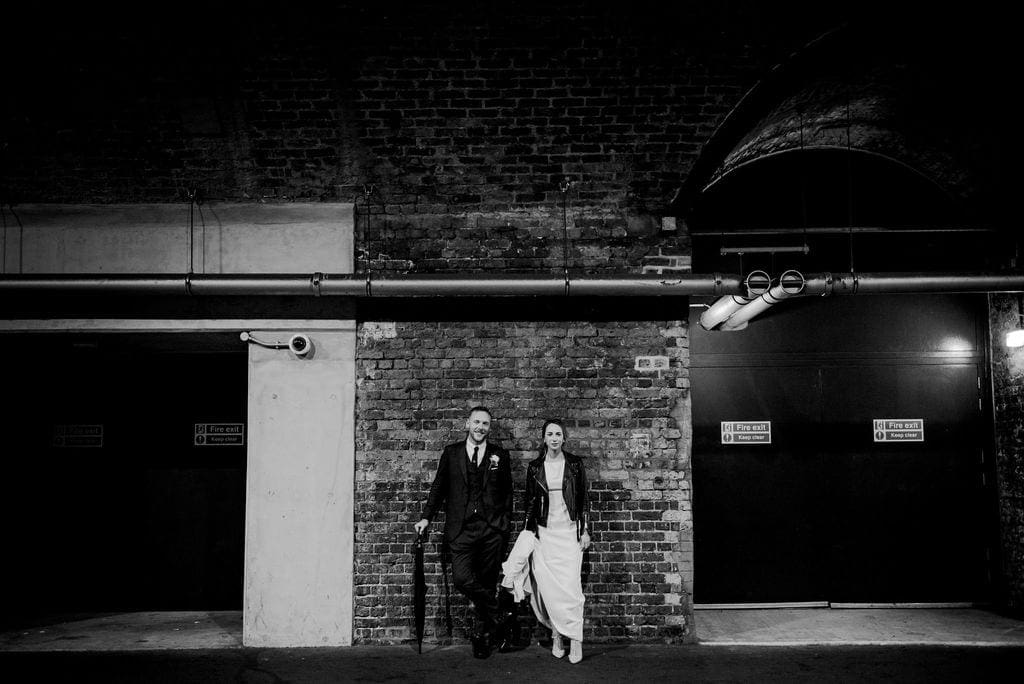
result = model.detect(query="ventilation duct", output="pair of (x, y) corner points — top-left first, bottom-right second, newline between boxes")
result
(699, 270), (771, 330)
(719, 270), (807, 331)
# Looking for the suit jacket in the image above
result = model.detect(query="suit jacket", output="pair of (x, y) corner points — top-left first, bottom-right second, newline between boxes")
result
(421, 440), (514, 542)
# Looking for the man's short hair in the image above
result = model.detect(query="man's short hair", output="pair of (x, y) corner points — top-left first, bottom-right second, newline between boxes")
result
(468, 405), (492, 419)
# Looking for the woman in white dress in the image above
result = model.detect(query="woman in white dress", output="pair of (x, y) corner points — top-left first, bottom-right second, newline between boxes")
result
(524, 419), (591, 663)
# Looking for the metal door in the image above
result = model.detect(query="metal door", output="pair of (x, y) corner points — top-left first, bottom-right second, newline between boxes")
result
(821, 362), (988, 602)
(692, 366), (828, 603)
(690, 294), (993, 604)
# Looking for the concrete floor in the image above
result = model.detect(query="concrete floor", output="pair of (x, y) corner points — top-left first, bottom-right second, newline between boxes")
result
(2, 607), (1023, 651)
(0, 612), (243, 652)
(695, 607), (1024, 646)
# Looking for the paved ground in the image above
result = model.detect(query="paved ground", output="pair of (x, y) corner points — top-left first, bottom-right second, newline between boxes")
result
(2, 609), (1023, 681)
(4, 607), (1024, 651)
(695, 608), (1024, 646)
(2, 643), (1023, 682)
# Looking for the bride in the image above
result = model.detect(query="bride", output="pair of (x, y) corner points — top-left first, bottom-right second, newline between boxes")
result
(523, 418), (591, 663)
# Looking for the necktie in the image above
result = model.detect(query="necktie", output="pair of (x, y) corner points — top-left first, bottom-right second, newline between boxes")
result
(472, 446), (479, 467)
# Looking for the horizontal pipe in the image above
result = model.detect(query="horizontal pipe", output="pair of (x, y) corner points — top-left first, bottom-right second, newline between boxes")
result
(0, 273), (745, 297)
(720, 245), (809, 255)
(0, 275), (191, 295)
(369, 274), (566, 297)
(569, 274), (741, 297)
(692, 226), (997, 236)
(803, 273), (1024, 295)
(2, 271), (1024, 297)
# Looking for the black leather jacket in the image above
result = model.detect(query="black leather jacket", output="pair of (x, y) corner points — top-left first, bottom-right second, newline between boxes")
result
(524, 452), (589, 540)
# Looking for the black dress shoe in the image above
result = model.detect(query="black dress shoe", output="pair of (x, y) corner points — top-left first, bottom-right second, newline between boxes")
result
(471, 632), (491, 659)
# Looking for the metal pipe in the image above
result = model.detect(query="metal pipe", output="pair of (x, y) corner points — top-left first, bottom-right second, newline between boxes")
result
(188, 274), (329, 296)
(693, 226), (997, 236)
(370, 274), (566, 297)
(720, 245), (809, 255)
(0, 275), (191, 295)
(699, 270), (771, 330)
(569, 274), (741, 297)
(2, 271), (1024, 297)
(719, 270), (806, 331)
(803, 272), (1024, 296)
(0, 273), (747, 297)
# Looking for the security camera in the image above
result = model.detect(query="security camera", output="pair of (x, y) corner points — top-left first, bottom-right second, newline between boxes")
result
(288, 333), (313, 356)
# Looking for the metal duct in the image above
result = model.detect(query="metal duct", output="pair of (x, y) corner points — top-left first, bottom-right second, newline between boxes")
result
(0, 273), (743, 297)
(803, 272), (1024, 295)
(1, 271), (1024, 297)
(699, 270), (771, 330)
(719, 270), (807, 331)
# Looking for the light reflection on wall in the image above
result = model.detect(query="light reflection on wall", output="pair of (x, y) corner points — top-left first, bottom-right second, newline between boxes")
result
(938, 335), (973, 352)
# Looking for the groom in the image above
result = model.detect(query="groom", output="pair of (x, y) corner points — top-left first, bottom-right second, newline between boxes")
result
(414, 406), (514, 658)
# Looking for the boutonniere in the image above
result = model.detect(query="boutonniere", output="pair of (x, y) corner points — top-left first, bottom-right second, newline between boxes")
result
(488, 454), (500, 470)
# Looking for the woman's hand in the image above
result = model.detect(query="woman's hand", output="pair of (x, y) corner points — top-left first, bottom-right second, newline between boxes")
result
(580, 531), (591, 550)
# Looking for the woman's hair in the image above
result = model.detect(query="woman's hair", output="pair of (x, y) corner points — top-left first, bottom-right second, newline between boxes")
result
(539, 418), (568, 456)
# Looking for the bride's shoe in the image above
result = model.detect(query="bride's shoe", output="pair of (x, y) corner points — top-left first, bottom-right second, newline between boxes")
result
(568, 639), (582, 664)
(551, 632), (565, 658)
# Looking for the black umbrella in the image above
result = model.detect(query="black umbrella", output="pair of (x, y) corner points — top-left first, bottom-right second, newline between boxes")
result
(414, 531), (427, 653)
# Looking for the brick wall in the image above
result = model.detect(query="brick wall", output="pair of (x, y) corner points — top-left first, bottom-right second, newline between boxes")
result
(987, 294), (1024, 616)
(354, 319), (692, 643)
(1, 3), (828, 208)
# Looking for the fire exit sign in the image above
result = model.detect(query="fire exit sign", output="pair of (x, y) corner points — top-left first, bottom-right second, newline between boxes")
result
(194, 423), (245, 446)
(873, 419), (924, 442)
(721, 421), (772, 444)
(52, 424), (104, 448)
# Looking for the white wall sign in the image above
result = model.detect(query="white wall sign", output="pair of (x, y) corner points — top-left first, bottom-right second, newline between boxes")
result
(195, 423), (245, 446)
(873, 419), (924, 442)
(721, 421), (771, 444)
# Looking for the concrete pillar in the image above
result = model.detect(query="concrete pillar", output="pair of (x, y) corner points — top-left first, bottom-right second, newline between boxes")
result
(243, 327), (355, 647)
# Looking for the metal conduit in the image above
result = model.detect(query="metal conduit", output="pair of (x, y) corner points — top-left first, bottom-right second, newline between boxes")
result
(0, 273), (744, 297)
(2, 271), (1024, 296)
(803, 272), (1024, 296)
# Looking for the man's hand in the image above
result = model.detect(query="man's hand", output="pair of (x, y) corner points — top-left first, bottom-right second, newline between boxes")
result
(580, 531), (592, 551)
(414, 518), (429, 535)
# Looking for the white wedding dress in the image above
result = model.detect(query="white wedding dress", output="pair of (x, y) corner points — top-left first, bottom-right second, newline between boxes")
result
(528, 458), (584, 642)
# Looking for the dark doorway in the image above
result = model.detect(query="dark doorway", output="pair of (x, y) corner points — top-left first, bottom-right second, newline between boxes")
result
(690, 295), (994, 604)
(1, 332), (246, 625)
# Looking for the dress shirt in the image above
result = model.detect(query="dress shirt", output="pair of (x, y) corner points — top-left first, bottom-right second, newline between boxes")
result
(466, 439), (487, 466)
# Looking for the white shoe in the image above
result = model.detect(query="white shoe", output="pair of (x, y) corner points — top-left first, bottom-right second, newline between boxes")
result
(551, 632), (565, 658)
(568, 639), (582, 664)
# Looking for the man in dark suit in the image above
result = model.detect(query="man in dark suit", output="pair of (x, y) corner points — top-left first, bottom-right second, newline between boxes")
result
(414, 406), (513, 658)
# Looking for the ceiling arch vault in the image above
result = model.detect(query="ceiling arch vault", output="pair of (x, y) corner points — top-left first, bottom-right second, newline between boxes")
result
(676, 17), (1012, 274)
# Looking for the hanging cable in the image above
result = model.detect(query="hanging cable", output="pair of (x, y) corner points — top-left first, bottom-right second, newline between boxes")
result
(186, 187), (198, 276)
(1, 204), (6, 274)
(197, 198), (207, 274)
(5, 204), (25, 274)
(845, 92), (855, 273)
(361, 184), (376, 296)
(559, 177), (573, 290)
(798, 111), (809, 256)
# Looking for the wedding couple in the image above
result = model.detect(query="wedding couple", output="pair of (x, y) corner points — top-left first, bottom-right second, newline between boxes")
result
(413, 406), (591, 663)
